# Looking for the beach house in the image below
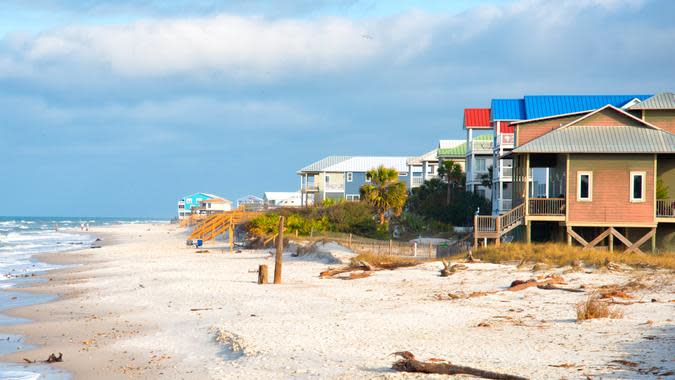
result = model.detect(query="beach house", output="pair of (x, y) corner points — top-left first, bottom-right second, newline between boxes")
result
(473, 99), (675, 252)
(195, 197), (232, 215)
(263, 192), (302, 208)
(177, 192), (222, 219)
(463, 108), (494, 202)
(488, 95), (654, 215)
(436, 140), (466, 171)
(236, 195), (265, 211)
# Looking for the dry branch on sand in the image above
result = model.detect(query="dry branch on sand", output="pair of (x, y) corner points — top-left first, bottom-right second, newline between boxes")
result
(391, 351), (528, 380)
(507, 274), (565, 291)
(320, 253), (420, 280)
(440, 260), (467, 277)
(24, 353), (63, 364)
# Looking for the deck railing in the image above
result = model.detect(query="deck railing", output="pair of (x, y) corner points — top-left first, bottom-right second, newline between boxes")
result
(657, 199), (675, 217)
(498, 199), (512, 213)
(528, 198), (565, 216)
(496, 134), (514, 147)
(470, 140), (494, 152)
(499, 203), (525, 231)
(475, 216), (497, 232)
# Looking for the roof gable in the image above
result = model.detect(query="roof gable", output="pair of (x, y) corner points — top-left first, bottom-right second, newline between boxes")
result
(563, 104), (660, 130)
(629, 92), (675, 110)
(298, 156), (351, 173)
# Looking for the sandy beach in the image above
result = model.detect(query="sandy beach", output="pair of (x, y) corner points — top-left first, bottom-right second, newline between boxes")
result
(1, 223), (673, 379)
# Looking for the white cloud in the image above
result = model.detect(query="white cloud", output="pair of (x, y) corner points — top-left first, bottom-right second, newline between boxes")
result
(2, 12), (442, 80)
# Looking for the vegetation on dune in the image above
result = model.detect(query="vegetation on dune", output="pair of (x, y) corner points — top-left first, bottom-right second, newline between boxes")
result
(454, 243), (675, 269)
(360, 165), (408, 225)
(576, 294), (624, 321)
(247, 201), (388, 239)
(437, 160), (464, 205)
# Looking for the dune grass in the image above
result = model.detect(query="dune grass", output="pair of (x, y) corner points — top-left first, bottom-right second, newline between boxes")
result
(465, 243), (675, 269)
(352, 252), (421, 270)
(576, 294), (624, 321)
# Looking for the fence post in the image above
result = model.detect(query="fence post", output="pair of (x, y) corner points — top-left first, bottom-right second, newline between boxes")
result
(389, 239), (392, 255)
(413, 242), (417, 257)
(274, 216), (284, 284)
(257, 264), (268, 284)
(429, 242), (433, 258)
(349, 233), (352, 249)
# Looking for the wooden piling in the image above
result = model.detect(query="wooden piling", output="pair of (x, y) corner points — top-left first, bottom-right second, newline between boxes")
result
(274, 216), (285, 284)
(257, 264), (268, 284)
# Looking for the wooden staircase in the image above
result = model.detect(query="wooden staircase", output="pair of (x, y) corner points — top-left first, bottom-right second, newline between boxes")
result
(474, 203), (525, 247)
(188, 210), (262, 243)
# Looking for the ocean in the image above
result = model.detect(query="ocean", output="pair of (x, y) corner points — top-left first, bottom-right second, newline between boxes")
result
(0, 217), (167, 380)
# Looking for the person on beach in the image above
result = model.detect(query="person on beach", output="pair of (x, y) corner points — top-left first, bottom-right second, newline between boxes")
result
(85, 222), (89, 231)
(80, 223), (84, 231)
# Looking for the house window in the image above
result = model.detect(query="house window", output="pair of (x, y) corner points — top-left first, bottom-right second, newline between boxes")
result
(346, 194), (360, 201)
(427, 165), (434, 174)
(347, 172), (353, 182)
(630, 171), (646, 202)
(475, 158), (486, 172)
(577, 171), (592, 201)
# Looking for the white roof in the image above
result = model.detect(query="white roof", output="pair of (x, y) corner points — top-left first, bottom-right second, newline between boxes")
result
(406, 149), (438, 165)
(438, 139), (464, 149)
(264, 192), (300, 201)
(323, 156), (410, 172)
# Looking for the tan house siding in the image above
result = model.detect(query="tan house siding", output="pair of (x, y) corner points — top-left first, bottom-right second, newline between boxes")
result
(568, 154), (655, 225)
(644, 109), (675, 134)
(516, 115), (582, 146)
(573, 108), (645, 127)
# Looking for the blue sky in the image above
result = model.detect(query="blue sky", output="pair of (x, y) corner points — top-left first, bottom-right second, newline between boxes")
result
(1, 0), (674, 218)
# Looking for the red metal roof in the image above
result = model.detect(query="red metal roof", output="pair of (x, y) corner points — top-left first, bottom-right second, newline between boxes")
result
(498, 120), (514, 134)
(463, 108), (491, 129)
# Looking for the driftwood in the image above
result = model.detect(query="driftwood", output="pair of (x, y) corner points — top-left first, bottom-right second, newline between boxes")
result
(320, 261), (373, 279)
(392, 352), (528, 380)
(537, 284), (585, 293)
(24, 353), (63, 364)
(440, 261), (467, 277)
(258, 264), (269, 284)
(508, 275), (565, 291)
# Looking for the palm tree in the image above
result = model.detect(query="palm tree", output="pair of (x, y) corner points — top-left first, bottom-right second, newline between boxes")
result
(437, 160), (464, 205)
(360, 165), (408, 225)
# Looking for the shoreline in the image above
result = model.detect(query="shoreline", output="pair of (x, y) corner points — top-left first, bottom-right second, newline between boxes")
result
(0, 222), (673, 379)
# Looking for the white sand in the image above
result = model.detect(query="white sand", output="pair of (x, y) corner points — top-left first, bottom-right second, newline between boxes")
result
(2, 223), (673, 379)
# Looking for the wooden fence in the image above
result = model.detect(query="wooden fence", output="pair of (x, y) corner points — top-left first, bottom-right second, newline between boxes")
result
(290, 231), (470, 259)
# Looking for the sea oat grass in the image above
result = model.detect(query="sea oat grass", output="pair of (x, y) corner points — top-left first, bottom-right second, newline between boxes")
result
(464, 243), (675, 269)
(576, 294), (624, 321)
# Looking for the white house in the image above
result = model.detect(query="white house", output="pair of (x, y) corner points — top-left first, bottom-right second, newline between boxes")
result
(196, 197), (232, 215)
(263, 192), (302, 208)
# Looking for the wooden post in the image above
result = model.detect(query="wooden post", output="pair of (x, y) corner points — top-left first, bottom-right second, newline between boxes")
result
(525, 221), (531, 244)
(274, 216), (284, 284)
(495, 215), (501, 247)
(389, 240), (393, 255)
(413, 242), (417, 257)
(651, 229), (656, 253)
(473, 214), (478, 249)
(429, 242), (433, 258)
(257, 264), (268, 284)
(609, 232), (614, 253)
(349, 233), (352, 249)
(229, 226), (234, 253)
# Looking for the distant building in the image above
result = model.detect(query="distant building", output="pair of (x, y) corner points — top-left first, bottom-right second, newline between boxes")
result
(297, 153), (453, 206)
(237, 195), (264, 211)
(195, 197), (232, 215)
(263, 192), (302, 208)
(177, 192), (221, 219)
(437, 139), (467, 171)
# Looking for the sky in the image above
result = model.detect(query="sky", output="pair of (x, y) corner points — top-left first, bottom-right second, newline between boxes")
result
(1, 0), (674, 218)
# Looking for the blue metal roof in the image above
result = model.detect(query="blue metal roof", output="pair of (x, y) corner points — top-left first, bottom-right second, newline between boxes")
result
(491, 99), (526, 120)
(523, 95), (652, 119)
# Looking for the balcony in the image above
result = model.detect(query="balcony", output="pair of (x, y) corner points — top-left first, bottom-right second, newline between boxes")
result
(411, 176), (425, 187)
(493, 166), (513, 181)
(325, 183), (345, 192)
(301, 184), (319, 192)
(468, 139), (494, 154)
(528, 198), (565, 216)
(495, 134), (514, 148)
(657, 199), (675, 218)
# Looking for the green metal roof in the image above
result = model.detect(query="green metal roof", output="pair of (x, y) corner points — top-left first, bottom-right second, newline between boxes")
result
(437, 142), (467, 157)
